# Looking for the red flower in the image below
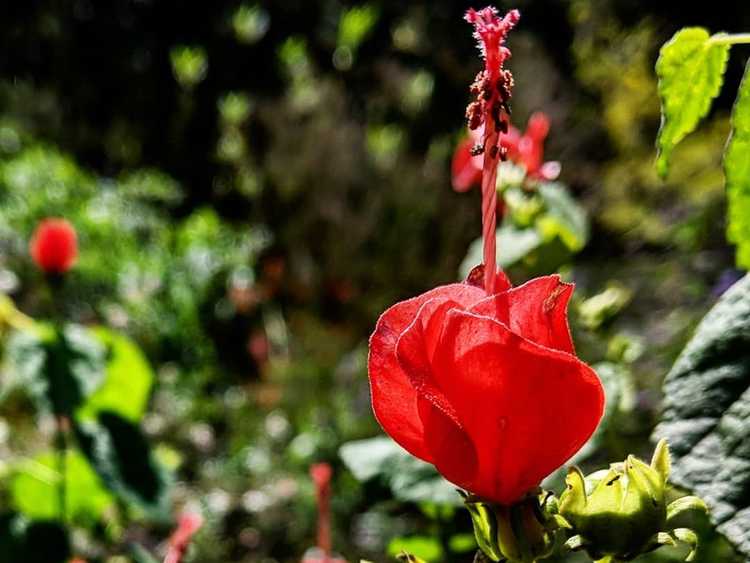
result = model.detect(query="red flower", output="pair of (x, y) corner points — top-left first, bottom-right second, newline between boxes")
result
(369, 5), (602, 507)
(451, 113), (559, 192)
(29, 218), (78, 274)
(303, 463), (348, 563)
(368, 269), (604, 504)
(164, 512), (203, 563)
(310, 462), (333, 556)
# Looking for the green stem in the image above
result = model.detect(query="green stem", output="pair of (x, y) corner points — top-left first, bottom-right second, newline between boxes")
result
(710, 33), (750, 46)
(55, 416), (68, 523)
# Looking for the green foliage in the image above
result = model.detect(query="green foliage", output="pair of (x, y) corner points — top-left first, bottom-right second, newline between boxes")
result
(338, 5), (379, 51)
(75, 411), (170, 520)
(726, 61), (750, 269)
(4, 324), (106, 417)
(11, 449), (113, 526)
(655, 28), (730, 177)
(655, 27), (750, 269)
(654, 274), (750, 558)
(339, 436), (460, 505)
(77, 327), (154, 422)
(170, 45), (208, 89)
(388, 536), (442, 561)
(460, 181), (589, 276)
(231, 4), (269, 45)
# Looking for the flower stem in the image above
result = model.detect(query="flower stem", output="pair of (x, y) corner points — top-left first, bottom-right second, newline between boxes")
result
(709, 33), (750, 46)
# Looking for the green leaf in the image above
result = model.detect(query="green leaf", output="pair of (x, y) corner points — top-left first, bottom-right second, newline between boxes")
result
(536, 182), (589, 252)
(75, 411), (170, 519)
(339, 437), (460, 505)
(726, 60), (750, 270)
(655, 28), (730, 177)
(4, 324), (106, 417)
(130, 543), (161, 563)
(653, 274), (750, 557)
(388, 536), (442, 561)
(459, 224), (542, 278)
(10, 449), (113, 526)
(78, 327), (154, 422)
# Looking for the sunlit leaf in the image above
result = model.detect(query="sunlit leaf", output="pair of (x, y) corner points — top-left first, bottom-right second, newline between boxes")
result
(725, 60), (750, 270)
(655, 28), (730, 177)
(10, 449), (113, 526)
(388, 536), (442, 561)
(78, 327), (154, 422)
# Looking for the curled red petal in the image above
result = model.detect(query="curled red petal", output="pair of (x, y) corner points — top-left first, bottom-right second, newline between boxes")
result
(368, 284), (485, 461)
(470, 275), (575, 354)
(396, 297), (480, 488)
(429, 309), (604, 504)
(464, 264), (512, 293)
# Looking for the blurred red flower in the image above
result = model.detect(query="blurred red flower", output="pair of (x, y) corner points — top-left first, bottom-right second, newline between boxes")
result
(29, 218), (78, 274)
(451, 113), (561, 193)
(368, 270), (603, 504)
(302, 463), (347, 563)
(164, 512), (203, 563)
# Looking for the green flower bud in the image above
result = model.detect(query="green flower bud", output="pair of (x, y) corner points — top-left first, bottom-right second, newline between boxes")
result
(462, 492), (557, 562)
(558, 440), (708, 562)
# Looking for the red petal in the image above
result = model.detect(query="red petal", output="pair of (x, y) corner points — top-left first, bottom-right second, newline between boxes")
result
(451, 138), (482, 192)
(500, 126), (521, 160)
(470, 275), (575, 354)
(368, 284), (485, 461)
(396, 298), (481, 486)
(428, 309), (603, 504)
(464, 264), (512, 293)
(525, 112), (550, 141)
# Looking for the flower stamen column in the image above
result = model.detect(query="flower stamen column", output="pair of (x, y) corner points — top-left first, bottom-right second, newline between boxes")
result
(464, 7), (519, 293)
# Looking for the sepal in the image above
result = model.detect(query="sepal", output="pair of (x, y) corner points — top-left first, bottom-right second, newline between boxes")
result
(462, 491), (557, 563)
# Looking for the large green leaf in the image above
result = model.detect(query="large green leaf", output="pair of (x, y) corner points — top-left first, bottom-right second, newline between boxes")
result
(653, 274), (750, 557)
(10, 449), (113, 526)
(339, 436), (460, 505)
(78, 327), (154, 422)
(4, 324), (106, 417)
(726, 60), (750, 270)
(75, 411), (170, 519)
(655, 28), (730, 177)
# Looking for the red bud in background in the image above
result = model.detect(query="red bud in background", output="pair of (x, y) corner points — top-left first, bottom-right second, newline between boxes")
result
(29, 218), (78, 274)
(164, 512), (204, 563)
(301, 463), (348, 562)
